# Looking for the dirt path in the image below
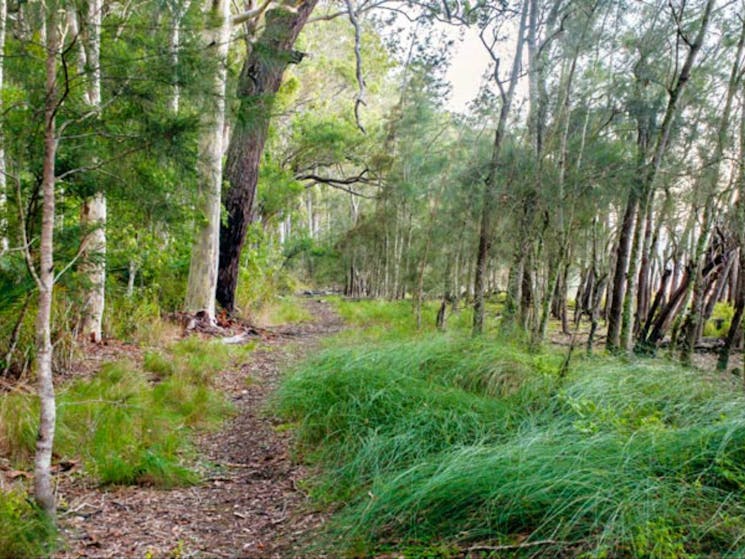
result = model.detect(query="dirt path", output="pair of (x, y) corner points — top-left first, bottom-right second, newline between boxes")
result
(56, 299), (343, 559)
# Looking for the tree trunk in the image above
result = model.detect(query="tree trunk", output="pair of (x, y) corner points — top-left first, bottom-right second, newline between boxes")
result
(79, 0), (105, 343)
(473, 0), (529, 335)
(609, 0), (714, 353)
(217, 1), (318, 312)
(680, 12), (743, 365)
(185, 0), (230, 319)
(0, 0), (7, 255)
(34, 3), (58, 516)
(606, 192), (638, 351)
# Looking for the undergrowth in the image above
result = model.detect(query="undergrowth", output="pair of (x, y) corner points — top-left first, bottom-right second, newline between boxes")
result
(328, 297), (498, 339)
(0, 489), (56, 559)
(0, 337), (238, 488)
(276, 302), (745, 558)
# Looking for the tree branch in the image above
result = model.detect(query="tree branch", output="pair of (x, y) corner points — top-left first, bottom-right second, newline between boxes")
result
(345, 0), (366, 134)
(233, 0), (275, 25)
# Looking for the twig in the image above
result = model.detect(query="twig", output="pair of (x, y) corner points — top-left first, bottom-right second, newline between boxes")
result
(13, 173), (42, 289)
(466, 539), (566, 553)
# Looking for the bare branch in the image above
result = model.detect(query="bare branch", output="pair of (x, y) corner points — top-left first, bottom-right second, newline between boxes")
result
(345, 0), (366, 134)
(233, 0), (275, 25)
(13, 173), (41, 288)
(466, 540), (569, 553)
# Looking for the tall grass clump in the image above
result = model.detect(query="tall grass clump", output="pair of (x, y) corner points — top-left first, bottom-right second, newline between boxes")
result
(0, 339), (235, 488)
(274, 335), (562, 501)
(0, 489), (56, 558)
(277, 333), (745, 558)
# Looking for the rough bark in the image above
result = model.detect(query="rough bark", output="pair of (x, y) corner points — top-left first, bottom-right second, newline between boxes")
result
(217, 1), (318, 312)
(185, 0), (230, 319)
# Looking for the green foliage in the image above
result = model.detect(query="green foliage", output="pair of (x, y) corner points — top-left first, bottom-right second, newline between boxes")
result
(703, 302), (735, 339)
(329, 297), (496, 339)
(0, 490), (56, 559)
(0, 340), (235, 488)
(105, 288), (166, 345)
(276, 329), (745, 558)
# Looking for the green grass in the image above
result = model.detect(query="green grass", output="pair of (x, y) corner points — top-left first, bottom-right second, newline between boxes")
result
(259, 296), (314, 326)
(0, 489), (56, 558)
(0, 338), (239, 488)
(327, 297), (500, 340)
(275, 304), (745, 558)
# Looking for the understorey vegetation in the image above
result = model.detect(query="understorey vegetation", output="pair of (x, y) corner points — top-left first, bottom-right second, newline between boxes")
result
(276, 299), (745, 558)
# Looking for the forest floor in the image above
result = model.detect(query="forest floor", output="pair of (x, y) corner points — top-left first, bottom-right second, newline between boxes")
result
(54, 299), (343, 559)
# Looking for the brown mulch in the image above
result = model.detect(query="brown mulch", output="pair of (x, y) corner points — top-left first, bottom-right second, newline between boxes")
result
(54, 299), (343, 559)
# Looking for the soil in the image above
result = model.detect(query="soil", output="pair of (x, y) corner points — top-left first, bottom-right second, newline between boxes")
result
(53, 299), (343, 559)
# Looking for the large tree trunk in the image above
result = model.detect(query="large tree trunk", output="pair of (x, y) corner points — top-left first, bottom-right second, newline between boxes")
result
(35, 3), (58, 516)
(185, 0), (230, 319)
(217, 2), (317, 312)
(79, 0), (106, 343)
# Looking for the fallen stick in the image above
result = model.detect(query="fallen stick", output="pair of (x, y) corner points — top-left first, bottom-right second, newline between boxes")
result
(466, 539), (565, 552)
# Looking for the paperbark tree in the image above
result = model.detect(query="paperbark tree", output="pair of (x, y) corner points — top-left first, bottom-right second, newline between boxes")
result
(33, 2), (59, 516)
(216, 0), (318, 312)
(184, 0), (231, 319)
(79, 0), (106, 343)
(0, 0), (6, 255)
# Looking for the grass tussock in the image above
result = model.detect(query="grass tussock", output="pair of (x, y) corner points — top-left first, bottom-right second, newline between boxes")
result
(0, 338), (238, 488)
(276, 329), (745, 558)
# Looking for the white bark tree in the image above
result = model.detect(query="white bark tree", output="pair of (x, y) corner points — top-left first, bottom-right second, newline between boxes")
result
(0, 0), (7, 254)
(79, 0), (106, 343)
(184, 0), (231, 319)
(32, 1), (59, 516)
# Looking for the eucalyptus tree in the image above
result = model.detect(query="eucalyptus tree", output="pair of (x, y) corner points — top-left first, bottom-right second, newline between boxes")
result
(216, 0), (320, 313)
(75, 0), (106, 343)
(184, 0), (231, 320)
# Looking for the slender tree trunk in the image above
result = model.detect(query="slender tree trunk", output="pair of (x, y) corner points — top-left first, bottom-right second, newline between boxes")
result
(609, 0), (714, 352)
(719, 79), (745, 370)
(79, 0), (105, 343)
(34, 4), (58, 516)
(473, 0), (528, 335)
(0, 0), (7, 255)
(185, 0), (230, 319)
(681, 12), (743, 364)
(606, 192), (638, 351)
(217, 1), (318, 312)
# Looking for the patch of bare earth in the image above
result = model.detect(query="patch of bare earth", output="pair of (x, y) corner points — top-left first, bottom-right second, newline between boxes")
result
(54, 299), (343, 559)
